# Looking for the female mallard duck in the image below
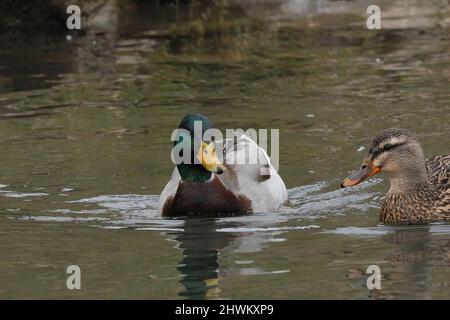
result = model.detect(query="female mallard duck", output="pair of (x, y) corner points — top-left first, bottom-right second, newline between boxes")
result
(158, 114), (288, 217)
(341, 128), (450, 224)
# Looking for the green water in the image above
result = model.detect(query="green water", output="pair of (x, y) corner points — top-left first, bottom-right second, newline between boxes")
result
(0, 0), (449, 299)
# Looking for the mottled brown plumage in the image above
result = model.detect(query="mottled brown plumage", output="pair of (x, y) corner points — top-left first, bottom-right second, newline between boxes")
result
(380, 181), (440, 224)
(342, 128), (450, 224)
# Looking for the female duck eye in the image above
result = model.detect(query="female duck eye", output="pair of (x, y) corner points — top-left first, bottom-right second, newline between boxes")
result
(384, 143), (393, 151)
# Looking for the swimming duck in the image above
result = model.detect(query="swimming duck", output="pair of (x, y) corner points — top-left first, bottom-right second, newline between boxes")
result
(341, 128), (450, 224)
(158, 114), (288, 217)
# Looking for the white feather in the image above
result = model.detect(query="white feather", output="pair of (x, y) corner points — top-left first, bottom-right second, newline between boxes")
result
(219, 133), (288, 212)
(157, 168), (181, 215)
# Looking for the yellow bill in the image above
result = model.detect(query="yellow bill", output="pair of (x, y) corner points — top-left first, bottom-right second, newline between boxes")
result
(197, 141), (224, 174)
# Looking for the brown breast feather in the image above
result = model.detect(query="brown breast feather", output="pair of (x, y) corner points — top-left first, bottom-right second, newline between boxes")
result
(162, 176), (252, 217)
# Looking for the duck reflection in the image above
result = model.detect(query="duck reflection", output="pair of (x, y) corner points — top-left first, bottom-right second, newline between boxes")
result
(175, 218), (237, 299)
(373, 225), (449, 299)
(173, 216), (288, 299)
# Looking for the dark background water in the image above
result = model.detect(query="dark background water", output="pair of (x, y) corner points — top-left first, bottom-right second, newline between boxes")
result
(0, 0), (449, 299)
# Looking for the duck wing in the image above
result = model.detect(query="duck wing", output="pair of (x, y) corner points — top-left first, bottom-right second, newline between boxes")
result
(427, 155), (450, 192)
(219, 133), (277, 182)
(215, 133), (288, 212)
(427, 155), (450, 214)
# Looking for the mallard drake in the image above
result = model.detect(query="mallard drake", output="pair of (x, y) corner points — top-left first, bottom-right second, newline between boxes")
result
(341, 128), (450, 224)
(158, 114), (288, 217)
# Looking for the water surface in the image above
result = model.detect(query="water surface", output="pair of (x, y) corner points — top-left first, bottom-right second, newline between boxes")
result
(0, 0), (449, 299)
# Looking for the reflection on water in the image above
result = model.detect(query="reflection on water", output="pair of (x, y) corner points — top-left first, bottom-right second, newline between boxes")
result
(0, 0), (449, 299)
(176, 219), (225, 299)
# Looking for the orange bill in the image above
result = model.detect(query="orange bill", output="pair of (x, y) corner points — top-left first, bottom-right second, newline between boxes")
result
(340, 161), (381, 188)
